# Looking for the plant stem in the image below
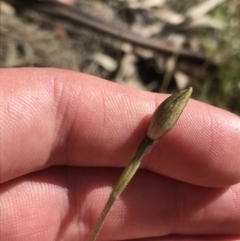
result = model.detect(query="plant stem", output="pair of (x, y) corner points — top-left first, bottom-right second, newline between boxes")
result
(88, 137), (153, 241)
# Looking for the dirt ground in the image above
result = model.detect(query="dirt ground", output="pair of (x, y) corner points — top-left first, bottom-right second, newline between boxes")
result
(1, 0), (239, 114)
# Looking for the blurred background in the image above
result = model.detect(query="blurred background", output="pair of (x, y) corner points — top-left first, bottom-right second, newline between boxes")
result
(1, 0), (239, 114)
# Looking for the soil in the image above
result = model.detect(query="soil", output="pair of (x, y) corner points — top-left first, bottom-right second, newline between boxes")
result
(0, 0), (220, 95)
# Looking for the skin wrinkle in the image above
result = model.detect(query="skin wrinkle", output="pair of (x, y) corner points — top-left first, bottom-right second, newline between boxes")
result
(205, 110), (214, 159)
(103, 92), (127, 146)
(194, 113), (218, 179)
(50, 76), (90, 167)
(183, 189), (209, 234)
(5, 82), (41, 177)
(64, 166), (85, 240)
(208, 130), (225, 176)
(162, 177), (179, 234)
(81, 87), (109, 151)
(42, 77), (66, 167)
(97, 90), (116, 154)
(80, 90), (106, 165)
(63, 94), (81, 167)
(208, 187), (240, 234)
(172, 179), (184, 234)
(117, 237), (240, 241)
(228, 186), (239, 215)
(180, 110), (235, 185)
(51, 75), (65, 155)
(113, 95), (139, 154)
(1, 101), (12, 177)
(196, 187), (236, 234)
(174, 181), (197, 234)
(101, 89), (107, 146)
(34, 79), (59, 169)
(172, 185), (220, 235)
(205, 110), (232, 175)
(97, 87), (146, 168)
(205, 115), (232, 181)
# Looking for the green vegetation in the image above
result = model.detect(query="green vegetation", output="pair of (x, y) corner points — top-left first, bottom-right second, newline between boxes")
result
(199, 1), (240, 114)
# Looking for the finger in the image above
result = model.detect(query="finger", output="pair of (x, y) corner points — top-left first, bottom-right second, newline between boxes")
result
(121, 236), (240, 241)
(1, 167), (240, 241)
(1, 68), (240, 186)
(58, 0), (75, 4)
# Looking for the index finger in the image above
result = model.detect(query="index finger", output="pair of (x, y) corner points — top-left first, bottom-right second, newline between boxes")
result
(0, 67), (240, 186)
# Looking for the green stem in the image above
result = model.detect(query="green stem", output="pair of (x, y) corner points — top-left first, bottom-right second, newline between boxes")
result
(88, 137), (153, 241)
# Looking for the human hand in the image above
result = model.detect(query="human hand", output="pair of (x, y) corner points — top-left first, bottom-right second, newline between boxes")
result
(58, 0), (75, 4)
(1, 68), (240, 241)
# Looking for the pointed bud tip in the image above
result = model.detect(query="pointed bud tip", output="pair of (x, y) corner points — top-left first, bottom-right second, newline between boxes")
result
(147, 87), (193, 140)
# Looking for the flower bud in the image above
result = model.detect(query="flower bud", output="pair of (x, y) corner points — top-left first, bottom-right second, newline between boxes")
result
(147, 87), (192, 140)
